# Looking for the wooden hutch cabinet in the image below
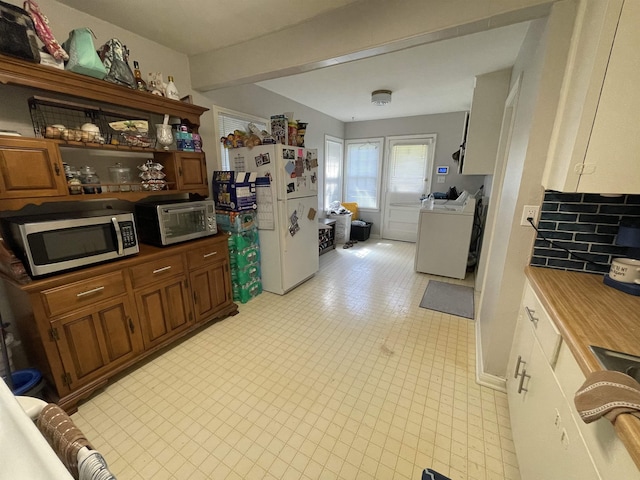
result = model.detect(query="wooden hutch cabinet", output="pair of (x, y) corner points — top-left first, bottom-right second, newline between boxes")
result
(0, 54), (210, 209)
(0, 54), (237, 412)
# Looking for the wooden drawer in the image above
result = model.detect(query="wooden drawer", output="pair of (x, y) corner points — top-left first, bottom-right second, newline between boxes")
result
(129, 254), (185, 289)
(186, 242), (225, 269)
(41, 271), (127, 317)
(522, 283), (562, 368)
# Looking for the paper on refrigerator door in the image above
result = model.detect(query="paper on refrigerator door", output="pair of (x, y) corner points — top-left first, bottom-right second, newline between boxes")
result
(255, 176), (274, 230)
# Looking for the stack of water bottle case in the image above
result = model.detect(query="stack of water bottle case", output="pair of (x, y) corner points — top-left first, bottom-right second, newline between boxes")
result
(213, 171), (262, 304)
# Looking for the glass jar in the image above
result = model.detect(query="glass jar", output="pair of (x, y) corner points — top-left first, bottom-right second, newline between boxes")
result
(78, 165), (102, 194)
(63, 163), (83, 195)
(108, 162), (132, 192)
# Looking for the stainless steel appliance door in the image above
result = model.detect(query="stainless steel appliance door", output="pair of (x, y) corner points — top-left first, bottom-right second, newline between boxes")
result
(19, 213), (138, 276)
(159, 203), (217, 245)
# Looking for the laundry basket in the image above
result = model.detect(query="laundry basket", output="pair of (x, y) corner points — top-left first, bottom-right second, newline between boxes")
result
(327, 213), (352, 244)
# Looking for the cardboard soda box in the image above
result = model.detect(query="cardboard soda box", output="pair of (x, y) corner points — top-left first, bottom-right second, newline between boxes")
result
(212, 171), (257, 211)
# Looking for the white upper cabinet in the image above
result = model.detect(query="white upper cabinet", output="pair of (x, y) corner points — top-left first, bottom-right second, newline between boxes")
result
(543, 0), (639, 194)
(460, 69), (511, 175)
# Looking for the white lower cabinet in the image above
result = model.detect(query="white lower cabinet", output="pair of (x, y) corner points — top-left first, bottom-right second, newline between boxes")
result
(555, 343), (639, 478)
(507, 283), (600, 479)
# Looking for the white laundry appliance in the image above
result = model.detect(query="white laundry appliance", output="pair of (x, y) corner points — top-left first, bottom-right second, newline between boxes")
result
(414, 192), (476, 279)
(230, 144), (319, 294)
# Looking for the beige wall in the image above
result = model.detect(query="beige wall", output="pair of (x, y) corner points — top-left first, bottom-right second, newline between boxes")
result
(477, 1), (577, 381)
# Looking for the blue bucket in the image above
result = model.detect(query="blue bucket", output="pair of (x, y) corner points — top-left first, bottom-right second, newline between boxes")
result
(11, 368), (44, 397)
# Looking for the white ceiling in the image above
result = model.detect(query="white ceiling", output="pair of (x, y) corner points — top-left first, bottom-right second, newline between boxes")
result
(257, 23), (530, 122)
(56, 0), (531, 123)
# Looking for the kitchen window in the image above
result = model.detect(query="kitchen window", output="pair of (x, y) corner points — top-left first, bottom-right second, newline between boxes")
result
(324, 135), (344, 210)
(344, 138), (384, 210)
(213, 106), (268, 170)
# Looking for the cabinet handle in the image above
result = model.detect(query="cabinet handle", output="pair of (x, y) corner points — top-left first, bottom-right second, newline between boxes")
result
(514, 355), (526, 378)
(152, 266), (172, 274)
(525, 306), (539, 326)
(193, 291), (198, 304)
(203, 251), (217, 258)
(54, 162), (61, 176)
(517, 369), (530, 394)
(179, 166), (183, 176)
(76, 286), (105, 297)
(128, 318), (134, 333)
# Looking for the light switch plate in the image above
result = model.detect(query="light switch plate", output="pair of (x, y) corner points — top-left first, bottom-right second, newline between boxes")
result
(437, 176), (445, 183)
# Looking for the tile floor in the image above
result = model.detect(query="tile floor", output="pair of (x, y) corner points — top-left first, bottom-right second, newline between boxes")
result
(72, 239), (521, 479)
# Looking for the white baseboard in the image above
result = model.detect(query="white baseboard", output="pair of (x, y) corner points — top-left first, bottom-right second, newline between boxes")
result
(475, 320), (507, 392)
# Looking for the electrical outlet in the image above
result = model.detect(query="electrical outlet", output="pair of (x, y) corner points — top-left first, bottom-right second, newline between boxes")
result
(437, 176), (445, 183)
(521, 205), (539, 226)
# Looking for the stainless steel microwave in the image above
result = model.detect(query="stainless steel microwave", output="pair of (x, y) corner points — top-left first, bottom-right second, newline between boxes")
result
(134, 199), (217, 247)
(2, 210), (138, 277)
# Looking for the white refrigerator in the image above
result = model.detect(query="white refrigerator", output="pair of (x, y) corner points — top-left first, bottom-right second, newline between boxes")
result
(231, 144), (319, 294)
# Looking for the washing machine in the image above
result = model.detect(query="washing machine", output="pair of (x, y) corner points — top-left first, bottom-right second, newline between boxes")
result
(414, 195), (476, 279)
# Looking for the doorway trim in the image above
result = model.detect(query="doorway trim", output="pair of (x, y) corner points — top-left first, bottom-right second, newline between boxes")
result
(381, 133), (437, 242)
(475, 73), (523, 391)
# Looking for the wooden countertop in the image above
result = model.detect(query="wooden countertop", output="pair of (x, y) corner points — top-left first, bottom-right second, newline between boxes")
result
(5, 233), (229, 292)
(525, 266), (640, 469)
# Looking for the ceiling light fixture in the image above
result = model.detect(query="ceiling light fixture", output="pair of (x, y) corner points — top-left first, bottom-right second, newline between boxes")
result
(371, 89), (392, 106)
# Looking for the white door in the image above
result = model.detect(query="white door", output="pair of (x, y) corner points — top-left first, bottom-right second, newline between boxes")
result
(382, 135), (435, 242)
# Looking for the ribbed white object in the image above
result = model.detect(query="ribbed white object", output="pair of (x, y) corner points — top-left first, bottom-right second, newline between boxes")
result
(77, 447), (117, 480)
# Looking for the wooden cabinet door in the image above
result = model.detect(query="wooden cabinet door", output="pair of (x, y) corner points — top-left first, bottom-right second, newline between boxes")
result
(176, 152), (207, 192)
(0, 138), (67, 198)
(135, 276), (193, 349)
(52, 296), (140, 391)
(156, 151), (208, 194)
(190, 259), (232, 322)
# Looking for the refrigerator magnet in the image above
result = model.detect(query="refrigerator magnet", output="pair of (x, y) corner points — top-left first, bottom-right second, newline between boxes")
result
(287, 182), (295, 194)
(307, 208), (317, 220)
(255, 153), (270, 166)
(307, 149), (318, 169)
(285, 161), (295, 177)
(289, 210), (300, 236)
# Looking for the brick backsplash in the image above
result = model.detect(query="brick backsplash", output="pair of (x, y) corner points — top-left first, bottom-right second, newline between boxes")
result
(530, 191), (640, 274)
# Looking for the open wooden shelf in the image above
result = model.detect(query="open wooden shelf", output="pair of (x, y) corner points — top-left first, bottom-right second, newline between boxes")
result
(0, 54), (208, 127)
